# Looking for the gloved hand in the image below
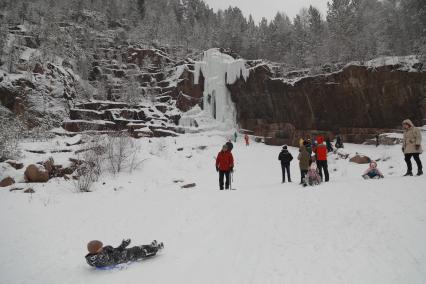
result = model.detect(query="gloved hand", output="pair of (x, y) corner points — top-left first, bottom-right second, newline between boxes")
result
(416, 145), (421, 150)
(216, 166), (219, 172)
(230, 167), (234, 173)
(402, 147), (405, 153)
(120, 239), (131, 249)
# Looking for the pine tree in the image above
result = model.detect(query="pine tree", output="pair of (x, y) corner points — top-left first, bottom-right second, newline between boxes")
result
(326, 0), (356, 62)
(306, 6), (325, 66)
(136, 0), (146, 19)
(292, 9), (310, 67)
(268, 12), (293, 62)
(242, 15), (260, 59)
(400, 0), (426, 56)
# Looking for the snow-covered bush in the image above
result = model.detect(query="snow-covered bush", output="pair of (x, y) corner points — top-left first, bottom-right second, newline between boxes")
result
(0, 117), (24, 161)
(106, 132), (141, 174)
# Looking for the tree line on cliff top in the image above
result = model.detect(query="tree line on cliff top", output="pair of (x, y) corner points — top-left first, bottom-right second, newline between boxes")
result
(0, 0), (425, 68)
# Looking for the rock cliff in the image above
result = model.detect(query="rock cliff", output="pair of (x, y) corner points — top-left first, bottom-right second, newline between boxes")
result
(228, 57), (426, 145)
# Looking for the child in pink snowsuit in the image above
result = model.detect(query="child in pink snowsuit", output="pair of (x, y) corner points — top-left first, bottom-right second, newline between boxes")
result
(305, 162), (322, 186)
(362, 161), (384, 179)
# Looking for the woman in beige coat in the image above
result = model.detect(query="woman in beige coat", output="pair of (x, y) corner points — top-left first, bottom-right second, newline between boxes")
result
(402, 119), (423, 176)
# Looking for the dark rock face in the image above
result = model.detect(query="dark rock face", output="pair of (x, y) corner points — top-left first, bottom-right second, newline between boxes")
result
(176, 68), (204, 112)
(126, 48), (172, 67)
(228, 64), (426, 145)
(0, 85), (19, 111)
(62, 120), (118, 132)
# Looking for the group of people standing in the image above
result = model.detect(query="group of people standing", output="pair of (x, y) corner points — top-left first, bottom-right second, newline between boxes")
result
(215, 119), (423, 190)
(279, 135), (330, 186)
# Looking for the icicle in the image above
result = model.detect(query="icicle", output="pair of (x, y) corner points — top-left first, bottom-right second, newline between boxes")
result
(193, 49), (249, 127)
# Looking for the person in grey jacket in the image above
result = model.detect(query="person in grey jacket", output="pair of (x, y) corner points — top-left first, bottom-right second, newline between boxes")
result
(402, 119), (423, 176)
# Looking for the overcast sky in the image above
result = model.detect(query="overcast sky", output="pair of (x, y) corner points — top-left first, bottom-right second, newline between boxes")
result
(202, 0), (329, 22)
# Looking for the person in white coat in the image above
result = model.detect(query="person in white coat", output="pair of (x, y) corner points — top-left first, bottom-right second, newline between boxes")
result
(402, 119), (423, 176)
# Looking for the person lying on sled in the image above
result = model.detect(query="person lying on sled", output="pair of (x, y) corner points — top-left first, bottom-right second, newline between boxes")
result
(85, 239), (164, 268)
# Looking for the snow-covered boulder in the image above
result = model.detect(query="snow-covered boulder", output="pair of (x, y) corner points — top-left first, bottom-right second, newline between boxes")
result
(0, 177), (15, 187)
(24, 164), (49, 183)
(349, 155), (371, 164)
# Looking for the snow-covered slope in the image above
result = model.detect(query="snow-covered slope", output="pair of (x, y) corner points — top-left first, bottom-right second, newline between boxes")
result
(0, 130), (426, 284)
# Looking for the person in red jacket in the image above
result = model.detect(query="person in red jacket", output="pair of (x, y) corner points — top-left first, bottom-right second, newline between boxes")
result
(216, 144), (234, 190)
(315, 136), (329, 182)
(244, 134), (250, 146)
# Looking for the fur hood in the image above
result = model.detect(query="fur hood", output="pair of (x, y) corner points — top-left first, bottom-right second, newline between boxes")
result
(402, 119), (414, 128)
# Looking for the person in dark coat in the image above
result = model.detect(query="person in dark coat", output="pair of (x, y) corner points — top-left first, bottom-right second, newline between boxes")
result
(305, 139), (312, 156)
(304, 140), (313, 165)
(216, 144), (234, 190)
(278, 145), (293, 183)
(325, 137), (334, 152)
(335, 135), (344, 149)
(85, 239), (163, 268)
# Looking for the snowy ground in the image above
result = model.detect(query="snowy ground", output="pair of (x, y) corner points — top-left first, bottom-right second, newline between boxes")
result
(1, 131), (426, 284)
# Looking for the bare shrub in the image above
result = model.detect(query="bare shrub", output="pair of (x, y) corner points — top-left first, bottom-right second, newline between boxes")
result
(73, 142), (104, 192)
(0, 117), (24, 161)
(106, 132), (141, 174)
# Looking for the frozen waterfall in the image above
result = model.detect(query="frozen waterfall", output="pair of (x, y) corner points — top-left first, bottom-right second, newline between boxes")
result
(194, 49), (249, 128)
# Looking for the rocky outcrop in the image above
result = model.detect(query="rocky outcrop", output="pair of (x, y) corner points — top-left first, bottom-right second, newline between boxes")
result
(228, 58), (426, 145)
(5, 160), (24, 170)
(63, 100), (181, 138)
(0, 63), (76, 128)
(24, 188), (35, 193)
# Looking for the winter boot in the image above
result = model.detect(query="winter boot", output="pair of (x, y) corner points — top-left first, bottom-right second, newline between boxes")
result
(417, 170), (423, 176)
(404, 172), (413, 176)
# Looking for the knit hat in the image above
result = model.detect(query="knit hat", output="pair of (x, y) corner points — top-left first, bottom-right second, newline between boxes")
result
(87, 240), (103, 254)
(282, 145), (288, 150)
